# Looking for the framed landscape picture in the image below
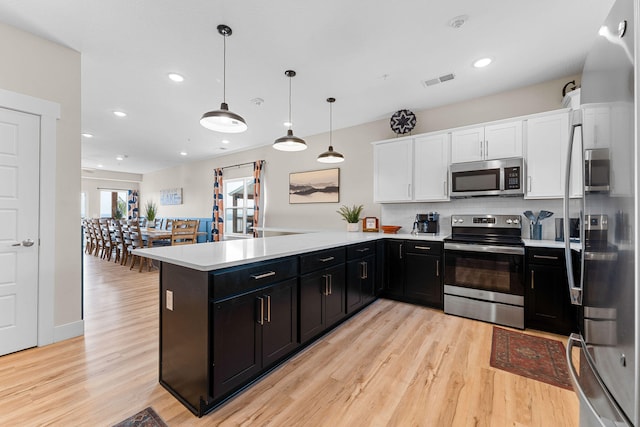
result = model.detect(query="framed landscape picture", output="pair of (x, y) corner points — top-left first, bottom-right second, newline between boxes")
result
(289, 168), (340, 204)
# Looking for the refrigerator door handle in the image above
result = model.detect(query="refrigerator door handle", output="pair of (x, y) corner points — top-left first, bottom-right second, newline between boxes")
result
(563, 108), (583, 305)
(566, 334), (603, 424)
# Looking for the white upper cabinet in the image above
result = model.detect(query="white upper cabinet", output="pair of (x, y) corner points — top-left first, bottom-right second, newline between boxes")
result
(524, 110), (582, 199)
(413, 133), (450, 202)
(451, 120), (522, 163)
(373, 137), (413, 203)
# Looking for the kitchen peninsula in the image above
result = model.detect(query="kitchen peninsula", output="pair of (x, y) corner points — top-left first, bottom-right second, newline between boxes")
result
(135, 232), (399, 415)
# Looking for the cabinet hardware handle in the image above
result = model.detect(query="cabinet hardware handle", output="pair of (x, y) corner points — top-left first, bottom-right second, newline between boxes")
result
(531, 270), (535, 290)
(329, 274), (333, 295)
(356, 247), (370, 252)
(266, 295), (271, 323)
(399, 243), (403, 259)
(527, 176), (532, 192)
(533, 254), (559, 260)
(364, 261), (368, 279)
(415, 245), (431, 250)
(257, 297), (264, 325)
(436, 260), (440, 277)
(322, 274), (329, 295)
(251, 271), (276, 280)
(408, 183), (411, 198)
(444, 180), (447, 196)
(480, 140), (483, 157)
(319, 256), (335, 262)
(485, 140), (489, 158)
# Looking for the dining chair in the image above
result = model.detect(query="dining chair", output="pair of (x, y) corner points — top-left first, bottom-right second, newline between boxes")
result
(111, 219), (125, 264)
(170, 219), (198, 245)
(129, 220), (151, 272)
(118, 219), (131, 266)
(91, 219), (105, 257)
(83, 219), (93, 254)
(100, 219), (116, 261)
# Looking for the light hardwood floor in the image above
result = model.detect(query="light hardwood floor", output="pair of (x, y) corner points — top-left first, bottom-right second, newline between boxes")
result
(0, 253), (579, 426)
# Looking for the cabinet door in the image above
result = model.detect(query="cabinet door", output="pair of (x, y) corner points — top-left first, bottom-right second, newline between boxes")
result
(346, 255), (375, 314)
(405, 251), (442, 307)
(373, 139), (413, 202)
(485, 120), (523, 159)
(414, 133), (450, 201)
(525, 113), (568, 199)
(384, 240), (405, 297)
(451, 127), (484, 163)
(261, 278), (298, 368)
(212, 292), (261, 398)
(299, 271), (327, 344)
(323, 264), (346, 328)
(525, 262), (576, 335)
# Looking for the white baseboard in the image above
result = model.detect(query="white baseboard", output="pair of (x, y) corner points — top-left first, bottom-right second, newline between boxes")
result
(53, 320), (85, 342)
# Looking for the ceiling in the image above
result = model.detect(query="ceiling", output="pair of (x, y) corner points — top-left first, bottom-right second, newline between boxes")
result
(0, 0), (615, 174)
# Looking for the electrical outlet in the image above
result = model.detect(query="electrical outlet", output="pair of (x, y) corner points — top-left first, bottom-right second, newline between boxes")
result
(166, 290), (173, 311)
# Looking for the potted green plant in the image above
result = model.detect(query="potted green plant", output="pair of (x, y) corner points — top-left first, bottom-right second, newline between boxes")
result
(337, 204), (364, 232)
(145, 200), (158, 228)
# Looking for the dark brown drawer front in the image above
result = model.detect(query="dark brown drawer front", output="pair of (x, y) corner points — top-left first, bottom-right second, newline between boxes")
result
(527, 248), (564, 265)
(212, 257), (298, 301)
(299, 247), (345, 275)
(405, 241), (443, 254)
(346, 242), (377, 260)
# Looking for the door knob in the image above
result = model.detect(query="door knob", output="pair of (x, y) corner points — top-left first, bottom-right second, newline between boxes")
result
(22, 239), (35, 247)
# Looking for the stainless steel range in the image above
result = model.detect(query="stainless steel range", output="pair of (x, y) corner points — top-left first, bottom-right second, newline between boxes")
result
(443, 214), (525, 329)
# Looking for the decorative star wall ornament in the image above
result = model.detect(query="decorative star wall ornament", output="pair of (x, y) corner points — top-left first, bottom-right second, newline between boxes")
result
(390, 109), (417, 135)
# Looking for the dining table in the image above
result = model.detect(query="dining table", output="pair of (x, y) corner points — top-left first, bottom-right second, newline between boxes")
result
(140, 227), (207, 247)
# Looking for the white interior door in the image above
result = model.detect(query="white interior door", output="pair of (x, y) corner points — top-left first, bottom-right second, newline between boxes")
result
(0, 107), (40, 356)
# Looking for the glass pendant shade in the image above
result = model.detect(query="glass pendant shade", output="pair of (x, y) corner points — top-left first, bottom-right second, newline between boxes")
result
(317, 97), (344, 163)
(200, 102), (247, 133)
(201, 25), (247, 134)
(273, 70), (307, 151)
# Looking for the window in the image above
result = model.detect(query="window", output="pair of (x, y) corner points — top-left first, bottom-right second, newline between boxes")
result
(223, 177), (254, 237)
(99, 190), (128, 219)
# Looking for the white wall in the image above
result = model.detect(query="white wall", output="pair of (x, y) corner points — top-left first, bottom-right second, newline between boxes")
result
(81, 170), (142, 218)
(0, 22), (81, 329)
(141, 74), (580, 234)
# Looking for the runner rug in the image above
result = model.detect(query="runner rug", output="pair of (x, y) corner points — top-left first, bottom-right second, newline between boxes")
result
(490, 326), (573, 390)
(112, 407), (168, 427)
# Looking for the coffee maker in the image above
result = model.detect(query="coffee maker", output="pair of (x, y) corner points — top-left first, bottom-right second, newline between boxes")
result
(412, 212), (439, 235)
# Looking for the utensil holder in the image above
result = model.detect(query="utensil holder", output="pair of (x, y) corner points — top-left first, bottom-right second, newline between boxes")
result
(530, 223), (542, 240)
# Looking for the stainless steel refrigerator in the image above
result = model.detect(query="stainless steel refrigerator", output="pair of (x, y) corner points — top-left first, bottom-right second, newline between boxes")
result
(563, 0), (638, 425)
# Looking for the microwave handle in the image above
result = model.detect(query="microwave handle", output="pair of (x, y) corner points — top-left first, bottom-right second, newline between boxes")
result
(563, 109), (583, 306)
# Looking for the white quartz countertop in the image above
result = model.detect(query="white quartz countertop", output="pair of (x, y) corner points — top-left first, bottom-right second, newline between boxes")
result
(133, 231), (575, 272)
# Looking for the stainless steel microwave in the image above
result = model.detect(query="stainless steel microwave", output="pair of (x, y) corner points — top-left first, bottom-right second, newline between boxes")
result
(449, 158), (524, 198)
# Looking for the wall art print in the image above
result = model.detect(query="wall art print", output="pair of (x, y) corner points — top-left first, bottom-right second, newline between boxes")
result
(289, 168), (339, 204)
(160, 187), (183, 205)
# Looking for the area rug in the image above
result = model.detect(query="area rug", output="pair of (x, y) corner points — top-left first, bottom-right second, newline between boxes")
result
(112, 407), (168, 427)
(490, 327), (573, 390)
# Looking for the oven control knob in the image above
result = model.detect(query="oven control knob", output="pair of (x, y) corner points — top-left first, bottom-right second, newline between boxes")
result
(513, 218), (520, 224)
(457, 218), (464, 223)
(506, 219), (512, 224)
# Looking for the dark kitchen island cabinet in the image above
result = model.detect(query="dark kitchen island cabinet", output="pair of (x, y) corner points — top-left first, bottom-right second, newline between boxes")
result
(346, 242), (377, 314)
(525, 247), (577, 335)
(299, 248), (346, 344)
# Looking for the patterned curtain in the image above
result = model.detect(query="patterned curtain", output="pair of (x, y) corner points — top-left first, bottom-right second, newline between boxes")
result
(127, 190), (139, 220)
(212, 168), (224, 241)
(252, 160), (265, 238)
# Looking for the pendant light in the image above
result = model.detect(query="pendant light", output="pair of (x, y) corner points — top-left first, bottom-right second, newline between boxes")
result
(273, 70), (307, 151)
(317, 97), (344, 163)
(200, 25), (247, 133)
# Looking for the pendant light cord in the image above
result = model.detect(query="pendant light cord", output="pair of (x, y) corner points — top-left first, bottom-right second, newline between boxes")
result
(288, 76), (292, 129)
(222, 33), (227, 103)
(329, 101), (333, 147)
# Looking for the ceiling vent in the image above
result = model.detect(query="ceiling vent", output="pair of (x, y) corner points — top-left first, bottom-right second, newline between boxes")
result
(422, 73), (455, 88)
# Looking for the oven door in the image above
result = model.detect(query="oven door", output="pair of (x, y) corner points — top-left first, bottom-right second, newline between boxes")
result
(444, 242), (525, 296)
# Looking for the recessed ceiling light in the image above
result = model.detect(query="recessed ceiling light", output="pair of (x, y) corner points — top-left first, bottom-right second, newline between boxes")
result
(179, 151), (188, 156)
(168, 73), (184, 82)
(81, 133), (93, 138)
(97, 164), (104, 168)
(116, 155), (124, 161)
(113, 110), (127, 117)
(473, 57), (492, 68)
(221, 139), (230, 144)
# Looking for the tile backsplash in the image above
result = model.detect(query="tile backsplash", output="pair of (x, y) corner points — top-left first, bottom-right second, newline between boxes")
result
(381, 197), (583, 240)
